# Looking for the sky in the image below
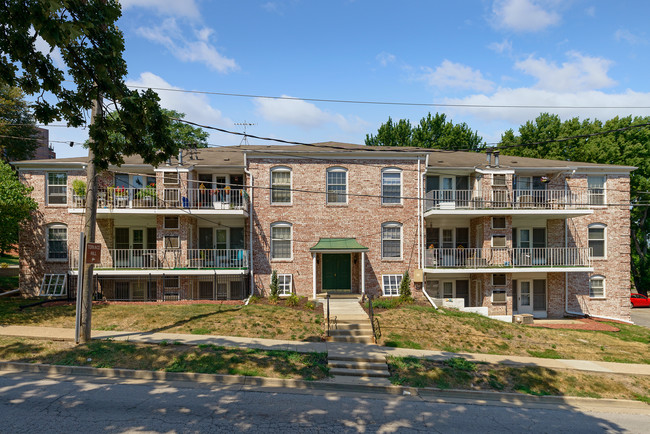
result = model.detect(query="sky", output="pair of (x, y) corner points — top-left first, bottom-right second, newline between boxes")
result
(38, 0), (650, 159)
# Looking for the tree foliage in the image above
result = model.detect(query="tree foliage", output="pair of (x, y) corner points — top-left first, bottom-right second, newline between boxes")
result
(501, 113), (650, 294)
(0, 160), (37, 253)
(366, 113), (485, 151)
(0, 84), (38, 162)
(0, 0), (179, 170)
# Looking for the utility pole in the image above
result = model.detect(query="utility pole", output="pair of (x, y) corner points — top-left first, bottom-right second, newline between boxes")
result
(79, 92), (101, 343)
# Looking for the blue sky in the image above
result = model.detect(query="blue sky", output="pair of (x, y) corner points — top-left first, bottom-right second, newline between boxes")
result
(43, 0), (650, 159)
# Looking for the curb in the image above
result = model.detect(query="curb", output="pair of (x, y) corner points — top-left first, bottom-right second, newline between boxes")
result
(1, 361), (648, 413)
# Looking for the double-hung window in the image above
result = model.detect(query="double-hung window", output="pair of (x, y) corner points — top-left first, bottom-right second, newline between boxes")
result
(588, 176), (605, 205)
(589, 276), (605, 298)
(382, 274), (402, 296)
(271, 222), (292, 260)
(588, 224), (606, 258)
(47, 224), (68, 260)
(381, 169), (402, 204)
(381, 222), (402, 259)
(47, 172), (67, 205)
(271, 167), (291, 204)
(326, 168), (347, 204)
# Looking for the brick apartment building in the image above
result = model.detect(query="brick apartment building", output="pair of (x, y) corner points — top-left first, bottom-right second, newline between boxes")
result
(13, 143), (634, 321)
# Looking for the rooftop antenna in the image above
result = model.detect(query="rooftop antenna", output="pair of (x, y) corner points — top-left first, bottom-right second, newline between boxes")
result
(235, 121), (256, 146)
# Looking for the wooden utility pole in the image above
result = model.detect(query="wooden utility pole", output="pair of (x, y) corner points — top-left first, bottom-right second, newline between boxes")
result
(79, 93), (101, 343)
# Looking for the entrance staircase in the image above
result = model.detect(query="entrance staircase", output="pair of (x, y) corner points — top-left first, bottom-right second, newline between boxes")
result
(322, 294), (391, 385)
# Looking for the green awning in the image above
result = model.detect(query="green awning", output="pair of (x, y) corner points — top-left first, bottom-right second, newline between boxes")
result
(310, 238), (369, 252)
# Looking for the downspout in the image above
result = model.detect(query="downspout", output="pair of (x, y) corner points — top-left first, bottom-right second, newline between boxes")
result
(244, 153), (254, 303)
(417, 158), (421, 269)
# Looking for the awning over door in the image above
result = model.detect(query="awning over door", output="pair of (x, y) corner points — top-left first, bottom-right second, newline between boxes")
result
(309, 238), (369, 253)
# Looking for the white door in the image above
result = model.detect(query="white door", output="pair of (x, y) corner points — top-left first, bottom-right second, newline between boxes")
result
(518, 280), (533, 314)
(441, 177), (455, 206)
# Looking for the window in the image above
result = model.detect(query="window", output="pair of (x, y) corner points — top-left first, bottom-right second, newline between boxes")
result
(47, 224), (68, 260)
(164, 216), (179, 229)
(271, 167), (291, 204)
(164, 235), (179, 249)
(164, 276), (180, 288)
(326, 168), (347, 204)
(588, 224), (606, 258)
(493, 274), (507, 302)
(492, 235), (506, 248)
(492, 217), (506, 229)
(163, 172), (179, 185)
(277, 274), (292, 296)
(382, 274), (402, 296)
(271, 222), (292, 260)
(589, 276), (605, 298)
(492, 174), (506, 186)
(47, 172), (67, 205)
(381, 169), (402, 204)
(492, 274), (506, 286)
(40, 274), (68, 296)
(588, 176), (605, 205)
(381, 222), (402, 259)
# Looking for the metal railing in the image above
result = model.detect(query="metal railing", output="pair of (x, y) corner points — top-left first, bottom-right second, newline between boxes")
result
(424, 189), (591, 212)
(75, 187), (248, 211)
(423, 247), (591, 269)
(70, 248), (249, 270)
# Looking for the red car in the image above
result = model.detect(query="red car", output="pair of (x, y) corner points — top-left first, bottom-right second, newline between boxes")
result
(631, 293), (650, 308)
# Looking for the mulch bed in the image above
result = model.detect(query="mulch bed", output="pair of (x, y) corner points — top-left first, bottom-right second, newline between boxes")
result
(530, 318), (620, 332)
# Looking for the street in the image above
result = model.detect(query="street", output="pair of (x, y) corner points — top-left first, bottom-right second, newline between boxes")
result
(631, 308), (650, 329)
(1, 371), (649, 433)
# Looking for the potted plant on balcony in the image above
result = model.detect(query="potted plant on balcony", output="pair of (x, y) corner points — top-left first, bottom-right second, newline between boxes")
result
(136, 183), (157, 207)
(72, 179), (86, 207)
(114, 186), (128, 207)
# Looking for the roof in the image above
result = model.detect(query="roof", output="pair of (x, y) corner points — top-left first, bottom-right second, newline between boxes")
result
(11, 142), (636, 172)
(309, 238), (369, 252)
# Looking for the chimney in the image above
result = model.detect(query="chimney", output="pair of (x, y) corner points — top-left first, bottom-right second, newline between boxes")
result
(494, 150), (500, 168)
(486, 149), (493, 167)
(178, 149), (183, 165)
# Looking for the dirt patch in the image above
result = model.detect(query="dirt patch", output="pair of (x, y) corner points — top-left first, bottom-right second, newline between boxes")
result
(530, 318), (620, 332)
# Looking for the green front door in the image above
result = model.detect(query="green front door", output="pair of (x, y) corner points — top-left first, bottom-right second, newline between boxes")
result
(322, 253), (351, 292)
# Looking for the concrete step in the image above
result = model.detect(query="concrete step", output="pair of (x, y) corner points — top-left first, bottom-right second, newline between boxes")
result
(328, 354), (387, 363)
(331, 315), (369, 321)
(330, 336), (374, 344)
(329, 367), (391, 378)
(330, 329), (373, 337)
(328, 360), (388, 370)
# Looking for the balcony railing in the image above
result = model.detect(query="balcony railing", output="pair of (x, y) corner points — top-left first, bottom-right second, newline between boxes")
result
(423, 247), (591, 269)
(424, 189), (591, 212)
(70, 249), (249, 270)
(72, 187), (248, 211)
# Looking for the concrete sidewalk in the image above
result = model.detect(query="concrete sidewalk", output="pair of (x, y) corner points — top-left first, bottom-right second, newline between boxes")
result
(2, 325), (650, 377)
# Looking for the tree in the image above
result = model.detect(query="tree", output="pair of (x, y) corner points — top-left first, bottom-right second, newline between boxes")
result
(1, 1), (184, 343)
(500, 113), (650, 295)
(0, 84), (38, 162)
(0, 160), (37, 254)
(366, 113), (485, 151)
(398, 270), (412, 303)
(269, 270), (279, 300)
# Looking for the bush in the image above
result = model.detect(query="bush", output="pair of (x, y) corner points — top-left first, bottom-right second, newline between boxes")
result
(305, 301), (315, 310)
(286, 294), (300, 306)
(269, 270), (279, 298)
(444, 357), (477, 372)
(248, 295), (260, 304)
(72, 179), (86, 197)
(399, 270), (412, 302)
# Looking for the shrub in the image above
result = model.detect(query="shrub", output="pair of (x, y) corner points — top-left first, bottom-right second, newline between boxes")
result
(398, 270), (412, 302)
(269, 270), (279, 299)
(305, 301), (315, 310)
(248, 295), (260, 304)
(286, 294), (300, 306)
(72, 179), (86, 197)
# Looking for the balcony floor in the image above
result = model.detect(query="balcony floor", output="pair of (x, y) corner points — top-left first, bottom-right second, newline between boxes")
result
(424, 208), (593, 219)
(69, 268), (249, 276)
(423, 266), (594, 274)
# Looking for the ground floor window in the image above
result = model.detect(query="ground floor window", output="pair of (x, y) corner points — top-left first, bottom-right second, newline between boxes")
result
(382, 274), (402, 296)
(278, 274), (292, 296)
(589, 275), (605, 298)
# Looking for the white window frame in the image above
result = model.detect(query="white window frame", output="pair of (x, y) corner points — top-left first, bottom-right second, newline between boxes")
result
(163, 172), (179, 185)
(492, 217), (506, 230)
(47, 172), (68, 205)
(492, 174), (506, 186)
(164, 235), (180, 249)
(46, 223), (68, 261)
(381, 168), (402, 205)
(588, 175), (606, 206)
(326, 167), (348, 204)
(491, 234), (507, 248)
(164, 216), (179, 229)
(589, 275), (605, 298)
(588, 223), (606, 259)
(270, 166), (292, 204)
(382, 274), (402, 297)
(270, 222), (292, 260)
(381, 222), (402, 260)
(277, 274), (293, 296)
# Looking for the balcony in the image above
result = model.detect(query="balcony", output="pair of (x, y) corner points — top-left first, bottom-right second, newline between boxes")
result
(424, 189), (593, 217)
(70, 249), (249, 273)
(423, 247), (592, 273)
(70, 187), (248, 215)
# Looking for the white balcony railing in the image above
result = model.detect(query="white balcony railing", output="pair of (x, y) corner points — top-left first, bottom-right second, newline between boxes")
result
(423, 247), (591, 269)
(424, 189), (591, 212)
(72, 187), (248, 211)
(70, 249), (249, 270)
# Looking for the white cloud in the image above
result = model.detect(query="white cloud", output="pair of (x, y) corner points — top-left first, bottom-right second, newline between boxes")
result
(254, 96), (368, 133)
(29, 29), (65, 69)
(376, 52), (396, 67)
(127, 72), (232, 132)
(488, 39), (513, 55)
(420, 60), (494, 93)
(121, 0), (200, 20)
(491, 0), (560, 32)
(585, 6), (596, 17)
(137, 19), (238, 73)
(614, 29), (647, 45)
(261, 2), (280, 13)
(515, 52), (616, 92)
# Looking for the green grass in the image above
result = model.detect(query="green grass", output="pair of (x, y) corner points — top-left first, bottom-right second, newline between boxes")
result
(0, 276), (18, 290)
(384, 333), (422, 349)
(0, 254), (18, 267)
(527, 349), (563, 359)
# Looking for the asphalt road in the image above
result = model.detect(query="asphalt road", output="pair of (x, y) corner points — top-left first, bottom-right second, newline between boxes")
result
(1, 371), (649, 433)
(631, 307), (650, 328)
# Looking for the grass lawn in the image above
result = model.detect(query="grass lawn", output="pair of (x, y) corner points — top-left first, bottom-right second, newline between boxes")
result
(0, 254), (18, 267)
(0, 276), (18, 290)
(0, 298), (325, 342)
(0, 336), (329, 380)
(373, 304), (650, 364)
(388, 356), (650, 403)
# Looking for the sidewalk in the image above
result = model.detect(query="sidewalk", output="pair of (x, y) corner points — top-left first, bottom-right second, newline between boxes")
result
(2, 325), (650, 377)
